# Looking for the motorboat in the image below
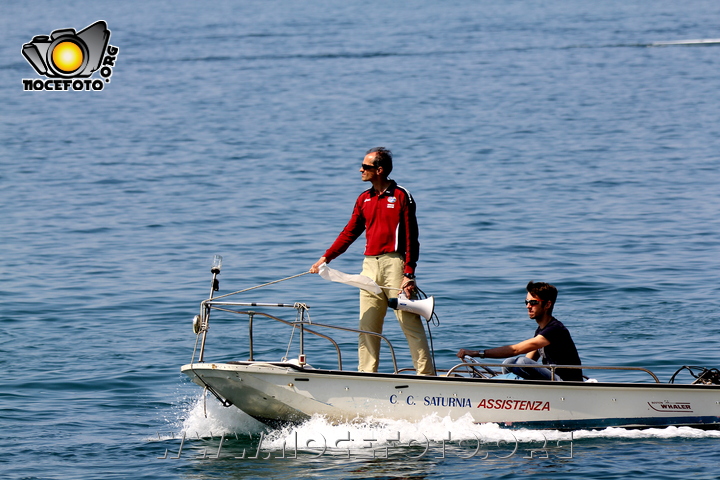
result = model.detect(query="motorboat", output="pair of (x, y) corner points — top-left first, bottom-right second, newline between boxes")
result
(181, 260), (720, 430)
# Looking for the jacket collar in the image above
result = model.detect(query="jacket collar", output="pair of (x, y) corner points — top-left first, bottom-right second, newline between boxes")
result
(367, 179), (397, 197)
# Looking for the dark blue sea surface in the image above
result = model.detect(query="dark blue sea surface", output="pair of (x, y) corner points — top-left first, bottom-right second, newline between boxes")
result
(1, 1), (719, 478)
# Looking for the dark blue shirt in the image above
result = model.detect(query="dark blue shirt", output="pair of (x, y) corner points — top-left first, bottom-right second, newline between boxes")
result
(536, 317), (583, 381)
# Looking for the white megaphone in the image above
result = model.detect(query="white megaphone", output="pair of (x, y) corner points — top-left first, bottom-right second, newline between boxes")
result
(387, 294), (435, 320)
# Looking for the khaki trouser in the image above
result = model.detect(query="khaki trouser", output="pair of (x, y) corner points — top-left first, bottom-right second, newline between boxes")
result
(358, 253), (435, 375)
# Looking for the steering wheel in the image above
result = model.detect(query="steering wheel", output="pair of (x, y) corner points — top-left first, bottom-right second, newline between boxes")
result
(463, 355), (498, 378)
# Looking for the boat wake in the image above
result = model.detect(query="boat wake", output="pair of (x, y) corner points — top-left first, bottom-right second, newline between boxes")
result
(174, 392), (720, 448)
(177, 392), (266, 438)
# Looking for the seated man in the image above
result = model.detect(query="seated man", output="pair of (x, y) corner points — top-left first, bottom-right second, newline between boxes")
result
(456, 281), (582, 381)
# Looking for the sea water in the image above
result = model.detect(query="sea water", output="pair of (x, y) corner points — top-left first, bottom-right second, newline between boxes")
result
(1, 1), (719, 478)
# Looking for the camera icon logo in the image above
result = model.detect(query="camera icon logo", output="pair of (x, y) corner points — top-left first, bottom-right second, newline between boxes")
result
(22, 20), (110, 78)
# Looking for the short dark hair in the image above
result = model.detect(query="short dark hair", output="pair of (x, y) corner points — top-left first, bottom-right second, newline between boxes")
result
(526, 281), (558, 306)
(365, 147), (393, 176)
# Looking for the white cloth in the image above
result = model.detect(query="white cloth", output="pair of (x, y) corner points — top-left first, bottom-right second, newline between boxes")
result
(317, 263), (382, 294)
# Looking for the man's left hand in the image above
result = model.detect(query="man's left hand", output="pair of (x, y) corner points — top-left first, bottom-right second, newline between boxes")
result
(400, 278), (416, 298)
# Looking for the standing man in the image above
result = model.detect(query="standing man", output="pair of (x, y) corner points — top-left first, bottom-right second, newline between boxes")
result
(310, 147), (435, 375)
(456, 281), (582, 381)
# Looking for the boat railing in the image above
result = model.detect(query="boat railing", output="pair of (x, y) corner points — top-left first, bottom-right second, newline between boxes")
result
(446, 362), (661, 383)
(194, 300), (399, 373)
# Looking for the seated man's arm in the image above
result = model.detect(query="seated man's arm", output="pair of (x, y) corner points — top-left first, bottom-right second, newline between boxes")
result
(456, 335), (550, 359)
(526, 350), (540, 361)
(486, 335), (549, 358)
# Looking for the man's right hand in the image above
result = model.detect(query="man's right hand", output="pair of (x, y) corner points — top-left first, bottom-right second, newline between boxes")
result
(456, 348), (480, 359)
(309, 257), (327, 274)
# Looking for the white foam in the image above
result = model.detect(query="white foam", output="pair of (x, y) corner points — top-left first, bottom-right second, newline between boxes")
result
(171, 392), (720, 446)
(572, 425), (720, 440)
(178, 392), (265, 439)
(259, 413), (720, 454)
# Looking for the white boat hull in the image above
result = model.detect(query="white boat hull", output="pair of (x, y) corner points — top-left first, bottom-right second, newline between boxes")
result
(182, 361), (720, 430)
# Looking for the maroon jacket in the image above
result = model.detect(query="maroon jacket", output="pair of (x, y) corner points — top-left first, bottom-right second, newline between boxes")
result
(323, 180), (420, 275)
